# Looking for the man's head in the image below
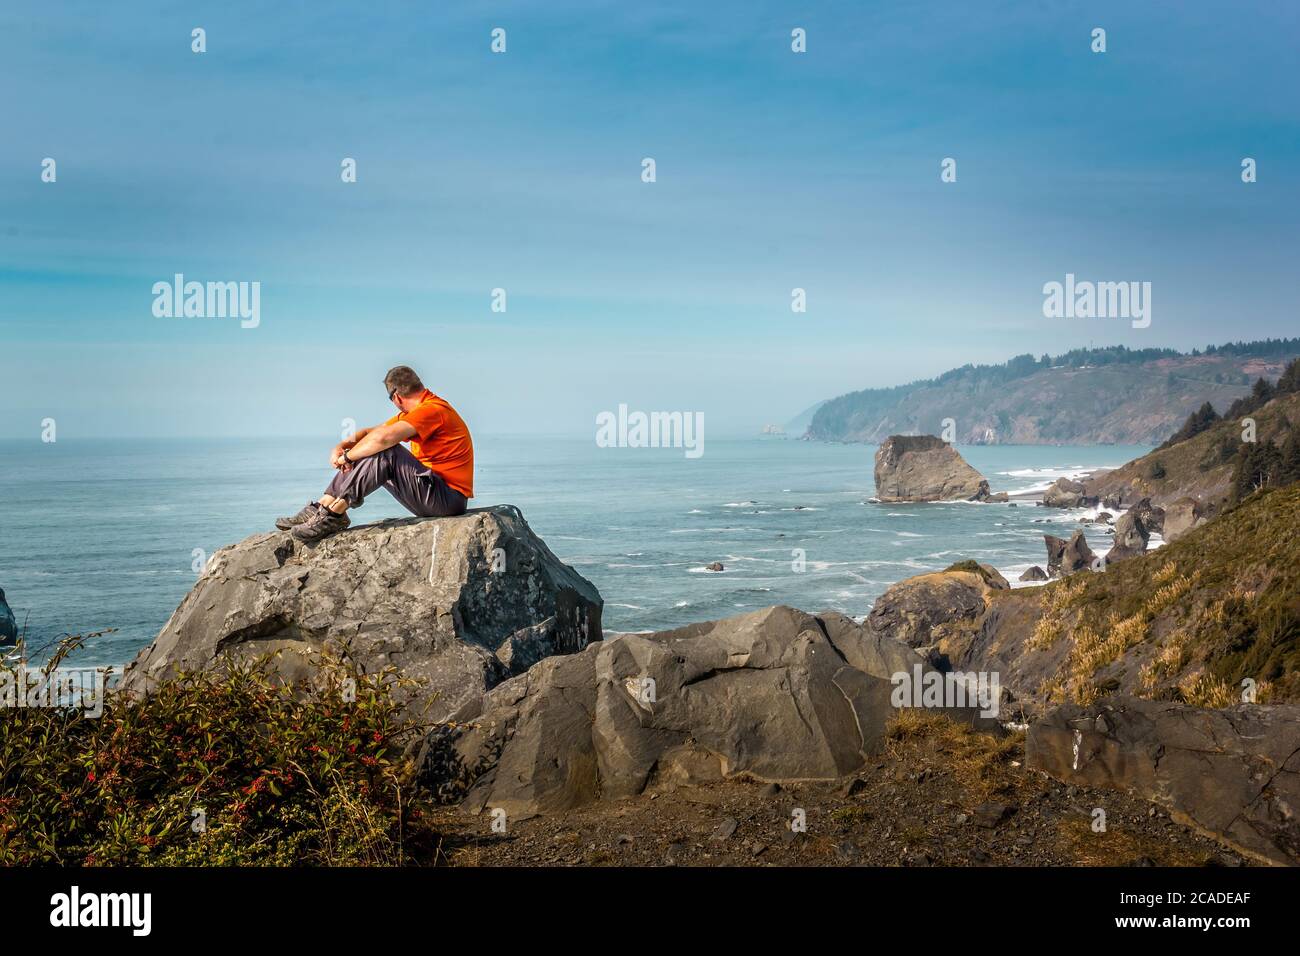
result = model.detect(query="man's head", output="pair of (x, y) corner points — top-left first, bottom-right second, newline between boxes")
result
(383, 366), (427, 412)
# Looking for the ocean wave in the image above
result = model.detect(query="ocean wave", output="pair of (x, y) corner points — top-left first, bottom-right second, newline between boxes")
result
(667, 527), (767, 535)
(1000, 465), (1113, 495)
(860, 558), (936, 571)
(1001, 466), (1091, 478)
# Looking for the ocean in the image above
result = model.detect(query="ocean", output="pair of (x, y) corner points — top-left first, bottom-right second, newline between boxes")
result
(0, 436), (1152, 667)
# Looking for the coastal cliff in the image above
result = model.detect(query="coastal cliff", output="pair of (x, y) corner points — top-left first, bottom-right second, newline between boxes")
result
(807, 341), (1300, 445)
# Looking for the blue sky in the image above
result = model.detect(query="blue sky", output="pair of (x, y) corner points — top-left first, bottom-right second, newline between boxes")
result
(1, 0), (1297, 438)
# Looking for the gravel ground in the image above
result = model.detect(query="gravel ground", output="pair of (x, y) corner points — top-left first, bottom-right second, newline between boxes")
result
(426, 714), (1252, 867)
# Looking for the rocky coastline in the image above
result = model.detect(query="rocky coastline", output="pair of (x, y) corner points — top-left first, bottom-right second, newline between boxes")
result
(114, 476), (1300, 865)
(77, 376), (1300, 867)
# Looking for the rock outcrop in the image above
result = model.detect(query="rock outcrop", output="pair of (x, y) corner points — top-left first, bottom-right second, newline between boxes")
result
(1128, 497), (1165, 536)
(1027, 697), (1300, 865)
(121, 506), (603, 722)
(866, 563), (1007, 664)
(873, 435), (992, 502)
(447, 606), (994, 818)
(873, 487), (1300, 712)
(1044, 530), (1096, 577)
(1163, 497), (1207, 542)
(1103, 511), (1149, 564)
(1080, 390), (1300, 515)
(0, 587), (16, 646)
(1018, 566), (1048, 582)
(1041, 478), (1096, 509)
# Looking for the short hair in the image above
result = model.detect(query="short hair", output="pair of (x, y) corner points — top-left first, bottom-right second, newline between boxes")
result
(383, 366), (424, 397)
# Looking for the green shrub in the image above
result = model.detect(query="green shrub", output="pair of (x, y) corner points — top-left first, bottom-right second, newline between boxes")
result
(0, 638), (437, 866)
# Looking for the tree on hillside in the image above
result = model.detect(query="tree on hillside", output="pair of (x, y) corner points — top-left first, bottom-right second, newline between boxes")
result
(1227, 377), (1279, 420)
(1234, 440), (1284, 501)
(1279, 432), (1300, 487)
(1277, 357), (1300, 395)
(1159, 401), (1220, 450)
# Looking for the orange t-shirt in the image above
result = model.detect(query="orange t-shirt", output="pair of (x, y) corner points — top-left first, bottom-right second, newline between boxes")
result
(385, 391), (474, 498)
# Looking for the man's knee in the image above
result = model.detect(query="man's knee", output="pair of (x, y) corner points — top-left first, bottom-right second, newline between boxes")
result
(375, 444), (415, 468)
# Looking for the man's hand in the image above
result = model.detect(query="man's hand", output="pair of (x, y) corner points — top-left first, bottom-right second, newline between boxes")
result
(330, 438), (359, 469)
(329, 422), (416, 470)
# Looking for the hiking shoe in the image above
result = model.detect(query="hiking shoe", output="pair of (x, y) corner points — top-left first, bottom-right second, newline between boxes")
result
(291, 508), (351, 543)
(275, 501), (323, 531)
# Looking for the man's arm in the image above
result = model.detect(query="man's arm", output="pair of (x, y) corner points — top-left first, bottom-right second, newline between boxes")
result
(333, 421), (418, 468)
(331, 426), (373, 464)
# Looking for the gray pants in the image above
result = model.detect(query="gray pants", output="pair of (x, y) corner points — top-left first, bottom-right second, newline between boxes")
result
(324, 444), (468, 517)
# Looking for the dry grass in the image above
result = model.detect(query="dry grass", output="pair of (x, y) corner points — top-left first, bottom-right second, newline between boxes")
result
(1053, 815), (1215, 867)
(1180, 672), (1239, 709)
(886, 711), (1023, 801)
(830, 805), (873, 825)
(1027, 576), (1088, 651)
(1039, 566), (1202, 705)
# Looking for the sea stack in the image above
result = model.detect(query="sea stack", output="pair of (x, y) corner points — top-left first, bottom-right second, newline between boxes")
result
(873, 435), (993, 502)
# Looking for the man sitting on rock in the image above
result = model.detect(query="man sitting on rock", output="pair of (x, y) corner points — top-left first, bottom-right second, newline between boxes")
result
(277, 365), (474, 543)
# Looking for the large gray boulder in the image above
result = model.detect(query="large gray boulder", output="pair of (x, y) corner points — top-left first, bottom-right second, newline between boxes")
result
(1104, 511), (1149, 564)
(1041, 478), (1097, 509)
(1044, 529), (1096, 577)
(1027, 697), (1300, 865)
(1164, 497), (1207, 542)
(449, 606), (996, 819)
(120, 506), (603, 722)
(1128, 497), (1165, 536)
(873, 435), (992, 502)
(0, 587), (16, 646)
(865, 564), (1006, 658)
